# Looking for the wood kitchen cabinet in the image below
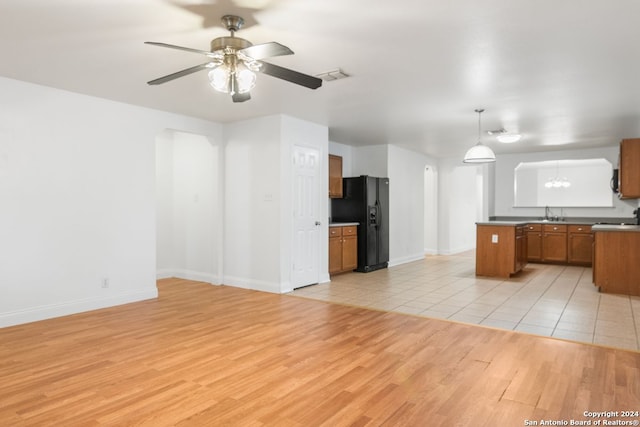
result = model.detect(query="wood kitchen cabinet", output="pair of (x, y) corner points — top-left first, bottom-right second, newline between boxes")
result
(329, 155), (343, 198)
(593, 229), (640, 296)
(476, 223), (527, 278)
(526, 224), (542, 262)
(515, 225), (527, 273)
(526, 222), (591, 266)
(618, 138), (640, 199)
(542, 224), (567, 263)
(567, 225), (593, 265)
(329, 225), (357, 275)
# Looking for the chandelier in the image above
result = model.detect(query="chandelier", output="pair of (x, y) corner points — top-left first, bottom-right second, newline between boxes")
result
(544, 162), (571, 188)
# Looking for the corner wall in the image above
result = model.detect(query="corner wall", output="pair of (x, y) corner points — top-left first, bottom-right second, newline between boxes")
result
(0, 76), (221, 327)
(155, 130), (222, 284)
(223, 115), (329, 293)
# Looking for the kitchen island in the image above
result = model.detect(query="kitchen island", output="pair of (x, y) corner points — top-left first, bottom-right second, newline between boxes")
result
(475, 222), (528, 278)
(592, 224), (640, 296)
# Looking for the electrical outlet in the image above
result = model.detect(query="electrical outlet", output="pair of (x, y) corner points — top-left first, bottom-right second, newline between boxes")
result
(101, 278), (109, 288)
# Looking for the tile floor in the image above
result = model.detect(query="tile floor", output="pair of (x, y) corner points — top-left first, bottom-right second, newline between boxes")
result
(289, 251), (640, 352)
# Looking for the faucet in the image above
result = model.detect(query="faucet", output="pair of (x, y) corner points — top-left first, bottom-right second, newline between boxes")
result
(543, 206), (561, 221)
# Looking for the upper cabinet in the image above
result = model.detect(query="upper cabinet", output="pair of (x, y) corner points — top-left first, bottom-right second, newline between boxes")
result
(619, 138), (640, 199)
(329, 154), (343, 198)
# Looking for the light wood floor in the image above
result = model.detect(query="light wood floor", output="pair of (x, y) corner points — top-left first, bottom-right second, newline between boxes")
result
(1, 278), (639, 426)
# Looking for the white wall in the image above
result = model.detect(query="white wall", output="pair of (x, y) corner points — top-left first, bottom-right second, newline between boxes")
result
(223, 115), (328, 293)
(494, 146), (637, 219)
(223, 116), (282, 293)
(352, 145), (388, 177)
(437, 158), (488, 254)
(387, 145), (431, 265)
(424, 165), (438, 255)
(155, 130), (221, 284)
(0, 76), (220, 327)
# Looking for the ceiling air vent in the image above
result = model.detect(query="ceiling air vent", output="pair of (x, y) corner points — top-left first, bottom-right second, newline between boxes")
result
(315, 69), (350, 82)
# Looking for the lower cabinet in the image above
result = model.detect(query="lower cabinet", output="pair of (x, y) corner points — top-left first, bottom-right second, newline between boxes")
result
(593, 230), (640, 296)
(329, 225), (358, 275)
(515, 225), (528, 273)
(526, 224), (542, 262)
(542, 224), (567, 263)
(526, 223), (592, 266)
(567, 225), (593, 265)
(476, 224), (527, 278)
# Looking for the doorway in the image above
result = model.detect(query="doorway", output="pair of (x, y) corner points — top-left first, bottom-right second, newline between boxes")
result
(424, 165), (438, 255)
(155, 130), (221, 284)
(291, 145), (321, 288)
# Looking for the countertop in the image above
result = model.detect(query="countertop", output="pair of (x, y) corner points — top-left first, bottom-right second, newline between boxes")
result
(527, 220), (594, 225)
(329, 222), (359, 227)
(476, 221), (529, 226)
(478, 220), (640, 231)
(592, 224), (640, 232)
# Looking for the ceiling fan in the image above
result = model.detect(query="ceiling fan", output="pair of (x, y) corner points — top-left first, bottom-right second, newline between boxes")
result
(145, 15), (322, 103)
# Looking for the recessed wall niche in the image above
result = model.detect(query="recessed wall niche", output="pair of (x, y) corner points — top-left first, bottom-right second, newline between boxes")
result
(514, 158), (613, 207)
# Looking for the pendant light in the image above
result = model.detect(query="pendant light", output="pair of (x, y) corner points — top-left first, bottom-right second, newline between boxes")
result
(544, 161), (571, 188)
(463, 109), (496, 163)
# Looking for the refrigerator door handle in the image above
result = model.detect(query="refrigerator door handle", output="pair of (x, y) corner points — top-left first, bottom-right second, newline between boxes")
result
(369, 205), (378, 227)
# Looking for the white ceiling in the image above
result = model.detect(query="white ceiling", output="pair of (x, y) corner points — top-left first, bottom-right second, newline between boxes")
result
(1, 0), (640, 158)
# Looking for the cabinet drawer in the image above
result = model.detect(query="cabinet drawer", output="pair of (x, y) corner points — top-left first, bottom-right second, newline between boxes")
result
(543, 224), (567, 233)
(568, 225), (591, 233)
(329, 227), (342, 237)
(342, 226), (357, 236)
(526, 224), (542, 232)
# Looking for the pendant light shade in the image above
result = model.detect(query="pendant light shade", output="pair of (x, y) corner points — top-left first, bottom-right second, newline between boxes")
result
(463, 143), (497, 163)
(463, 109), (496, 163)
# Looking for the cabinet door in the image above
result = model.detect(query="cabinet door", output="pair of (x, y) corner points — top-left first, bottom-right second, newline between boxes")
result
(476, 225), (516, 278)
(328, 155), (343, 198)
(543, 232), (567, 262)
(568, 233), (593, 265)
(526, 231), (542, 261)
(329, 236), (343, 274)
(342, 235), (358, 271)
(619, 139), (640, 199)
(515, 233), (527, 272)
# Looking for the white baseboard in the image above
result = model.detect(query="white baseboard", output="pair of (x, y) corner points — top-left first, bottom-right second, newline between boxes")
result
(388, 253), (425, 267)
(439, 245), (475, 255)
(223, 275), (282, 294)
(0, 288), (158, 328)
(156, 269), (219, 284)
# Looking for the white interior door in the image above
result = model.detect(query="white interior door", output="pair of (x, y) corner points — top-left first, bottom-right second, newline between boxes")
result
(292, 145), (321, 288)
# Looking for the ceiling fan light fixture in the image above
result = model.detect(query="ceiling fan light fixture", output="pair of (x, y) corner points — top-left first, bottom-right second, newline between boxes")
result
(463, 109), (496, 163)
(208, 58), (257, 94)
(145, 14), (323, 102)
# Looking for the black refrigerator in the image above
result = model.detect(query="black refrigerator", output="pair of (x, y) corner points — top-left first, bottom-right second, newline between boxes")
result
(332, 176), (389, 272)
